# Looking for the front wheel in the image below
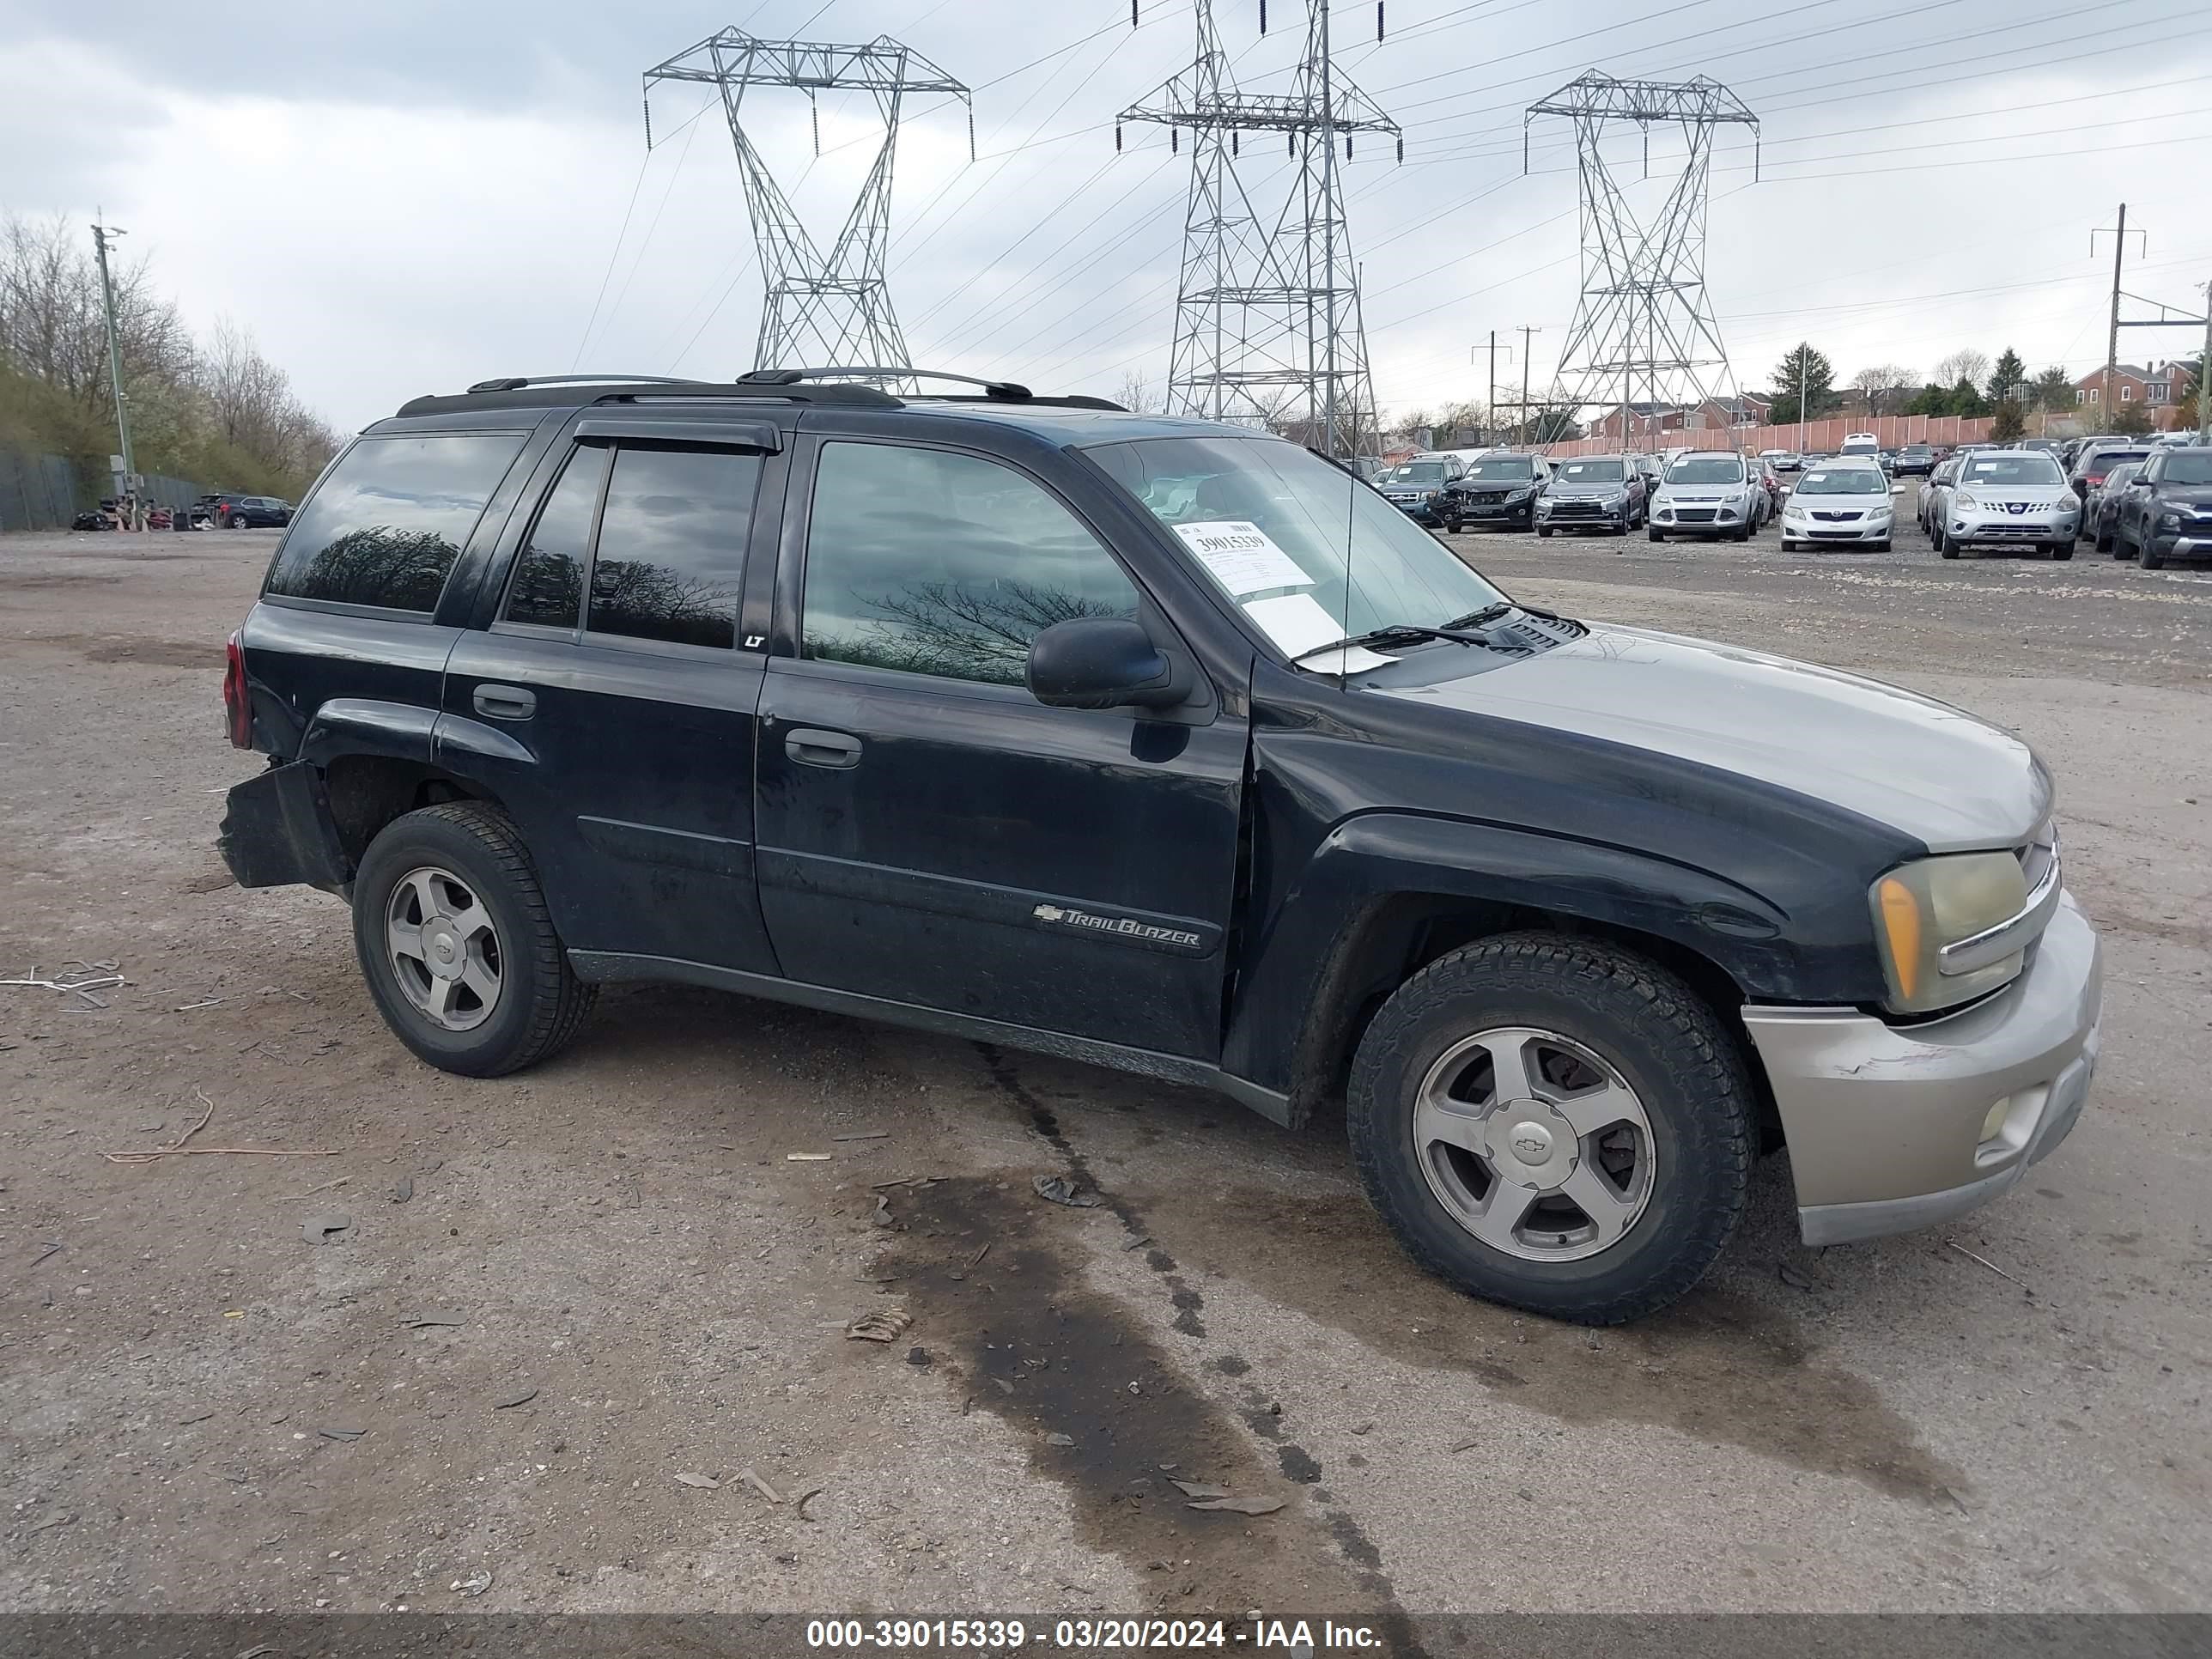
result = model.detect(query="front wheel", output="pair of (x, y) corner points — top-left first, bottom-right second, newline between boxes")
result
(2142, 542), (2166, 569)
(1872, 538), (1892, 552)
(1936, 526), (1959, 559)
(1779, 537), (1796, 552)
(1443, 516), (1462, 535)
(1647, 526), (1664, 543)
(1347, 933), (1754, 1325)
(228, 514), (249, 529)
(2050, 541), (2072, 562)
(352, 802), (596, 1078)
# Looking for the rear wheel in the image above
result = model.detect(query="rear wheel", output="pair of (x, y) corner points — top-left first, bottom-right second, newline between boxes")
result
(1347, 933), (1754, 1325)
(352, 802), (595, 1078)
(228, 514), (249, 530)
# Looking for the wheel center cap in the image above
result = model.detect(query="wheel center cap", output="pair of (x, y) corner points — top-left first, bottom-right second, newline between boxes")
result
(1482, 1099), (1578, 1189)
(423, 924), (464, 980)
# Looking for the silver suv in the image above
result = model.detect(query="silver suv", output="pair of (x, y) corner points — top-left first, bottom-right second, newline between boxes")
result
(1650, 451), (1759, 543)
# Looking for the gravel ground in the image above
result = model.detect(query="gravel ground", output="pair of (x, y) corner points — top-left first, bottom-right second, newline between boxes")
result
(2, 514), (2206, 1620)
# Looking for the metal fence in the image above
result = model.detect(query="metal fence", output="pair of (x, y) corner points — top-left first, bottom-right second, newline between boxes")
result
(0, 444), (210, 530)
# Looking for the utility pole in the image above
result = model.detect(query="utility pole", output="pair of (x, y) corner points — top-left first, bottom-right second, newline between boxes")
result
(1518, 324), (1540, 445)
(1796, 342), (1808, 453)
(90, 217), (136, 515)
(1319, 0), (1337, 459)
(1474, 331), (1510, 443)
(2199, 279), (2211, 447)
(2093, 204), (2144, 418)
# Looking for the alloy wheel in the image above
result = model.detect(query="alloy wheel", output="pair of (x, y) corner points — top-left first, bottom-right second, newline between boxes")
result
(385, 865), (503, 1031)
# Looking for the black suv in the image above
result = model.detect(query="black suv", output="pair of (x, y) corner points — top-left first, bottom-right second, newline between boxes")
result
(198, 492), (295, 529)
(1436, 453), (1551, 532)
(2106, 443), (2212, 567)
(218, 368), (2100, 1324)
(1893, 443), (1935, 477)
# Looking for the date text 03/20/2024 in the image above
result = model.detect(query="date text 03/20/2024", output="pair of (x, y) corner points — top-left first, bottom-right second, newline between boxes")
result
(805, 1618), (1383, 1650)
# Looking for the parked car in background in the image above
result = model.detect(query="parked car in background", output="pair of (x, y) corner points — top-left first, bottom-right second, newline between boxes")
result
(1771, 451), (1804, 473)
(1920, 457), (1961, 536)
(1749, 457), (1783, 520)
(1535, 454), (1646, 537)
(2106, 444), (2212, 568)
(1877, 449), (1899, 472)
(1649, 451), (1759, 541)
(1935, 449), (2080, 560)
(2069, 445), (2152, 525)
(2089, 462), (2142, 553)
(1437, 452), (1551, 533)
(1840, 432), (1880, 459)
(196, 492), (295, 529)
(1376, 453), (1473, 526)
(1779, 459), (1893, 551)
(1893, 443), (1936, 477)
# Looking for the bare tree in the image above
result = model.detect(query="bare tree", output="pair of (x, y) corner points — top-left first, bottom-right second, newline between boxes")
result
(1111, 369), (1163, 414)
(1847, 363), (1918, 416)
(1934, 349), (1991, 392)
(0, 212), (192, 413)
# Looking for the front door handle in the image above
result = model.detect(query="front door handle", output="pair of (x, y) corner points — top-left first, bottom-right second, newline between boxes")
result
(786, 727), (862, 769)
(473, 684), (537, 721)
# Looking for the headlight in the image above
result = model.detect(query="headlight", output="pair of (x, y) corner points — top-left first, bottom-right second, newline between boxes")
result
(1953, 492), (1979, 510)
(1783, 505), (1806, 520)
(1871, 850), (2031, 1015)
(2160, 511), (2183, 529)
(1868, 506), (1893, 520)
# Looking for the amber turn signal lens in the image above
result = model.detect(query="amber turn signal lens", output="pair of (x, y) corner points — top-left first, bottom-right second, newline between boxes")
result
(1876, 877), (1923, 1002)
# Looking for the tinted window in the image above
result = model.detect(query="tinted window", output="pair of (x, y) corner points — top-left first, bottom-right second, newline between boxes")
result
(586, 447), (759, 649)
(1463, 457), (1536, 480)
(503, 445), (609, 630)
(265, 434), (524, 612)
(804, 442), (1140, 687)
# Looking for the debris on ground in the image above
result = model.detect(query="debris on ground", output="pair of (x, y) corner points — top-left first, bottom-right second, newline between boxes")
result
(1046, 1432), (1076, 1447)
(1350, 1421), (1376, 1436)
(1186, 1494), (1285, 1515)
(1033, 1173), (1101, 1208)
(845, 1308), (913, 1343)
(302, 1212), (351, 1245)
(905, 1346), (930, 1365)
(1947, 1238), (2034, 1295)
(493, 1386), (538, 1409)
(832, 1132), (890, 1142)
(404, 1314), (466, 1329)
(739, 1468), (786, 1504)
(1778, 1262), (1818, 1291)
(872, 1195), (895, 1226)
(1170, 1480), (1228, 1499)
(104, 1088), (339, 1166)
(392, 1175), (414, 1203)
(173, 997), (225, 1012)
(786, 1152), (832, 1162)
(317, 1425), (367, 1442)
(796, 1487), (824, 1520)
(673, 1472), (720, 1490)
(450, 1569), (493, 1596)
(277, 1176), (349, 1200)
(3, 962), (124, 1009)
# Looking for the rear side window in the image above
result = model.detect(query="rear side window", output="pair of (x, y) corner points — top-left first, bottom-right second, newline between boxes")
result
(502, 446), (608, 630)
(264, 434), (524, 612)
(586, 447), (761, 649)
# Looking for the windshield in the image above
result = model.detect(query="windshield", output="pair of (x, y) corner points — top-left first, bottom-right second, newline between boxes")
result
(1087, 436), (1508, 658)
(1961, 455), (2064, 486)
(1389, 461), (1447, 482)
(1557, 459), (1626, 483)
(1795, 467), (1887, 495)
(2085, 449), (2150, 473)
(1462, 457), (1536, 481)
(2163, 453), (2212, 484)
(1665, 456), (1745, 484)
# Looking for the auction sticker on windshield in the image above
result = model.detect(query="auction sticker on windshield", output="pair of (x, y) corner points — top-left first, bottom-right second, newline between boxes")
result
(1170, 520), (1310, 595)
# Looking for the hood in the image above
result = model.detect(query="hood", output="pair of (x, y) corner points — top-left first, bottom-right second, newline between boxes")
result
(1549, 479), (1628, 496)
(2156, 483), (2212, 507)
(1656, 480), (1747, 500)
(1371, 623), (2049, 853)
(1955, 482), (2070, 505)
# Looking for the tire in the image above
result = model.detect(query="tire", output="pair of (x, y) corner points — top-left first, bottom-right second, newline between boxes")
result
(2142, 542), (2165, 569)
(1346, 933), (1754, 1326)
(1443, 516), (1462, 535)
(1936, 526), (1960, 559)
(1872, 538), (1892, 553)
(228, 514), (249, 529)
(2095, 530), (2113, 555)
(1779, 538), (1796, 552)
(1647, 527), (1663, 543)
(1732, 523), (1752, 543)
(351, 802), (595, 1078)
(1537, 526), (1553, 538)
(2050, 541), (2072, 561)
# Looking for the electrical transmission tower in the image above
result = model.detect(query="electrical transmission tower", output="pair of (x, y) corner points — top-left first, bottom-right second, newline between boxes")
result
(1525, 73), (1758, 444)
(645, 30), (970, 375)
(1120, 2), (1398, 459)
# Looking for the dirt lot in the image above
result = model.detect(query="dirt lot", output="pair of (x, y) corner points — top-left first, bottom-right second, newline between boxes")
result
(3, 516), (2208, 1620)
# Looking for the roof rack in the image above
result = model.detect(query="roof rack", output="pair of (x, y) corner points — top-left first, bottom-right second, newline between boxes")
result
(394, 367), (1127, 420)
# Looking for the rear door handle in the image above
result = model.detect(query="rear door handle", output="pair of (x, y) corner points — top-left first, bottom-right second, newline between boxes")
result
(472, 684), (537, 721)
(786, 727), (862, 769)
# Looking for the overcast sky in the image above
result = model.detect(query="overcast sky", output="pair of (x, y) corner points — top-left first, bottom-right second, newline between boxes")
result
(4, 0), (2209, 434)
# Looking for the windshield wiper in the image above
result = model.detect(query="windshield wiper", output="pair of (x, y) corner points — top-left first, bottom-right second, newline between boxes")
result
(1289, 605), (1526, 666)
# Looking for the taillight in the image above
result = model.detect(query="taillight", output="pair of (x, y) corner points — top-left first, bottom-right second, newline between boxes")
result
(223, 631), (252, 749)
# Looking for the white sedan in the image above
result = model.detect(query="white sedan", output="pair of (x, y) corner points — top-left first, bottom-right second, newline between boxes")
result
(1778, 463), (1894, 551)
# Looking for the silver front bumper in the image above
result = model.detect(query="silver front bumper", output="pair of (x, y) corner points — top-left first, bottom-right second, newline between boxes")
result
(1741, 895), (2101, 1247)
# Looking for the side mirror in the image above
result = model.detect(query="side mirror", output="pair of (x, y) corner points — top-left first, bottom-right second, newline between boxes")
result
(1027, 617), (1186, 711)
(2129, 474), (2153, 486)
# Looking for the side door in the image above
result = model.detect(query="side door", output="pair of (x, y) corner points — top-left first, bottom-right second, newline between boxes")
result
(752, 427), (1248, 1060)
(441, 425), (783, 975)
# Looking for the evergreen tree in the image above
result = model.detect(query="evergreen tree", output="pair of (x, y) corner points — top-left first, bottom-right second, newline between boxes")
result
(1768, 343), (1836, 424)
